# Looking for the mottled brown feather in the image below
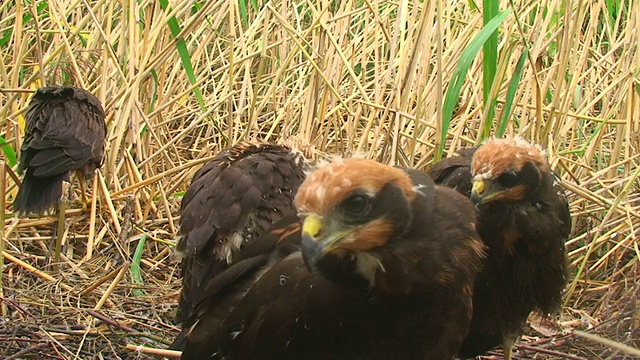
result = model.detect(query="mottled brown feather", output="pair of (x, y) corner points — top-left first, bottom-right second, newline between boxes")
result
(171, 143), (308, 350)
(427, 147), (476, 198)
(14, 86), (106, 216)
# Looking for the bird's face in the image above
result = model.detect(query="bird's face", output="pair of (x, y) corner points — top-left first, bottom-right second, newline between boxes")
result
(294, 159), (416, 269)
(470, 137), (548, 205)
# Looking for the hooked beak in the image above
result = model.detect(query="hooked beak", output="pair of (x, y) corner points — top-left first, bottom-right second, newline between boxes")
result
(470, 179), (504, 205)
(300, 215), (350, 271)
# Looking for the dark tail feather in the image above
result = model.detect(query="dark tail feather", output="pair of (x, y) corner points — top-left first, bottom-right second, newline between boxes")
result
(169, 329), (188, 351)
(14, 171), (65, 215)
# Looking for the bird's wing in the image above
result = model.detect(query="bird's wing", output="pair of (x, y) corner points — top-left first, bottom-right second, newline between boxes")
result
(177, 144), (306, 257)
(427, 147), (476, 197)
(174, 144), (307, 339)
(21, 87), (106, 178)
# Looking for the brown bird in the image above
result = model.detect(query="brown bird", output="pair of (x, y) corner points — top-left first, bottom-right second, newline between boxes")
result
(182, 158), (486, 360)
(171, 142), (309, 350)
(14, 86), (106, 216)
(428, 137), (571, 360)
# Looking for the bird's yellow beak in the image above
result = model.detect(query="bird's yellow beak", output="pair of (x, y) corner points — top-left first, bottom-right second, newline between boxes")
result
(300, 215), (350, 270)
(472, 179), (485, 197)
(471, 179), (502, 204)
(301, 215), (323, 239)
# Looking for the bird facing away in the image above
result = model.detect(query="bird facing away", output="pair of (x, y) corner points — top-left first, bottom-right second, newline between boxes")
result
(429, 137), (571, 360)
(172, 142), (309, 350)
(185, 158), (486, 360)
(14, 86), (107, 216)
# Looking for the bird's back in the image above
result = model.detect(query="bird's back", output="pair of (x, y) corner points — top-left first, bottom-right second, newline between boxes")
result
(427, 147), (476, 197)
(172, 143), (308, 349)
(20, 86), (106, 178)
(15, 86), (106, 215)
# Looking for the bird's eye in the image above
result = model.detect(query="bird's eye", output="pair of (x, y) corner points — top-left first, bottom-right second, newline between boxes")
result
(497, 171), (519, 188)
(342, 194), (370, 215)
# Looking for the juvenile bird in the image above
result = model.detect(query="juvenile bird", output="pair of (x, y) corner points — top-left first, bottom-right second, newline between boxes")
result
(14, 86), (106, 215)
(429, 137), (571, 359)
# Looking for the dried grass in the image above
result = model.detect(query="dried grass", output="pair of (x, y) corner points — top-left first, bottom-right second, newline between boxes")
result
(0, 0), (638, 358)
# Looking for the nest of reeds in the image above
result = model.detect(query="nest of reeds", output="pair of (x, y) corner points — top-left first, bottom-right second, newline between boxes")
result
(1, 0), (639, 358)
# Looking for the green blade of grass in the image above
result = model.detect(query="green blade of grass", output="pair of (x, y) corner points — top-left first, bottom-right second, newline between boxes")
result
(157, 0), (205, 112)
(482, 0), (499, 139)
(130, 234), (147, 297)
(496, 48), (528, 137)
(0, 28), (12, 47)
(438, 9), (511, 160)
(157, 0), (225, 140)
(250, 0), (258, 13)
(0, 136), (17, 166)
(239, 0), (249, 29)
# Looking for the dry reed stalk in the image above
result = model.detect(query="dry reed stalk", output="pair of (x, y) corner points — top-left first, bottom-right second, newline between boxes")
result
(80, 264), (126, 296)
(93, 261), (128, 310)
(123, 344), (182, 358)
(2, 251), (74, 292)
(1, 0), (639, 357)
(98, 170), (121, 234)
(85, 170), (99, 261)
(0, 160), (6, 317)
(573, 330), (640, 357)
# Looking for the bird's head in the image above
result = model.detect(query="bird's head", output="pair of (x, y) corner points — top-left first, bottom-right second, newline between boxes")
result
(470, 136), (550, 205)
(294, 158), (417, 270)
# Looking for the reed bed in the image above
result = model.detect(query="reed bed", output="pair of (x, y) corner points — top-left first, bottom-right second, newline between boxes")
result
(0, 0), (638, 358)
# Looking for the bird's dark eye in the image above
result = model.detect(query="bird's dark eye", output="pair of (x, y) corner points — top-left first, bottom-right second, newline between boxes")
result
(342, 194), (370, 215)
(497, 171), (519, 188)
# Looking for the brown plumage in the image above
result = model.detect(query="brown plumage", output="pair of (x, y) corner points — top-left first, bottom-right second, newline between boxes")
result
(182, 158), (485, 360)
(428, 137), (571, 359)
(171, 142), (309, 350)
(14, 86), (106, 216)
(427, 147), (476, 198)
